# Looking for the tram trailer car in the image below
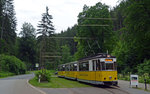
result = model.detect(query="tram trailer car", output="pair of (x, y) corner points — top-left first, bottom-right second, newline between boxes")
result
(64, 61), (78, 80)
(58, 53), (118, 86)
(58, 64), (66, 77)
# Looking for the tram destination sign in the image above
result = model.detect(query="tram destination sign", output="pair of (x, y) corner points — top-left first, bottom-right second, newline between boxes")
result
(105, 59), (113, 61)
(100, 58), (116, 63)
(105, 59), (113, 63)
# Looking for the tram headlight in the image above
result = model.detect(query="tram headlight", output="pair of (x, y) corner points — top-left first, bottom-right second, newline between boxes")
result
(107, 55), (110, 58)
(104, 78), (106, 80)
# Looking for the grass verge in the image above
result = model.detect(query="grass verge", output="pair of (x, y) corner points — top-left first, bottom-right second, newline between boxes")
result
(29, 77), (91, 88)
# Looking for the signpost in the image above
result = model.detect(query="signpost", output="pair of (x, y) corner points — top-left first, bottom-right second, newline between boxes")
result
(130, 75), (138, 88)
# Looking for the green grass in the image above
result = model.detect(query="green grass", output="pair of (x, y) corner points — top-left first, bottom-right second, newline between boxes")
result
(29, 77), (91, 88)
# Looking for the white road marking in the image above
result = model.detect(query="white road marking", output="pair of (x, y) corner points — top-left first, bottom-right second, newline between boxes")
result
(27, 79), (46, 94)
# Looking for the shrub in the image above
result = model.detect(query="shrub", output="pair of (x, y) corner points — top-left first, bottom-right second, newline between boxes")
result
(137, 59), (150, 75)
(0, 54), (26, 74)
(35, 69), (51, 82)
(0, 72), (15, 78)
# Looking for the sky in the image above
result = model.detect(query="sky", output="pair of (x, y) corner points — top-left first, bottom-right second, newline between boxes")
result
(14, 0), (119, 34)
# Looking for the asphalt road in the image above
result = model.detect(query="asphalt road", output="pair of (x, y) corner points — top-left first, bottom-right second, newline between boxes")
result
(0, 73), (42, 94)
(2, 74), (149, 94)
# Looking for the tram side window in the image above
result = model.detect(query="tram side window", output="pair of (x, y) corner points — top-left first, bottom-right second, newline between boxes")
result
(65, 65), (69, 71)
(73, 64), (77, 71)
(70, 64), (73, 71)
(58, 66), (60, 71)
(59, 66), (62, 71)
(79, 63), (82, 71)
(101, 62), (105, 70)
(92, 60), (96, 71)
(79, 62), (89, 71)
(62, 66), (65, 71)
(60, 66), (62, 71)
(96, 60), (101, 71)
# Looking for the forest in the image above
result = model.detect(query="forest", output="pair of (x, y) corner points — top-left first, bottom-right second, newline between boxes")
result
(0, 0), (150, 77)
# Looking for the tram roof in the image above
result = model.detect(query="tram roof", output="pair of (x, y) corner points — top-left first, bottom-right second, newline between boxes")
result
(59, 61), (77, 66)
(78, 53), (116, 62)
(65, 61), (77, 65)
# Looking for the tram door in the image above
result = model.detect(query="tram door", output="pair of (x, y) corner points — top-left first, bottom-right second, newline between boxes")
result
(95, 59), (102, 81)
(92, 60), (96, 81)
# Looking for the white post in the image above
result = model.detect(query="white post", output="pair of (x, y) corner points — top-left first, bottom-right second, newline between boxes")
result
(39, 75), (41, 83)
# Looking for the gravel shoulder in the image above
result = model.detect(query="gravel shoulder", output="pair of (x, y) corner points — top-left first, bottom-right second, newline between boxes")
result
(118, 80), (150, 94)
(118, 80), (150, 90)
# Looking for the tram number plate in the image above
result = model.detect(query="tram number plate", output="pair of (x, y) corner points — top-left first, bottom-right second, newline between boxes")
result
(105, 59), (113, 61)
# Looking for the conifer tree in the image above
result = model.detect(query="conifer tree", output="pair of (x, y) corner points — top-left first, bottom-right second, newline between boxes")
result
(37, 6), (55, 70)
(0, 0), (17, 55)
(37, 6), (54, 37)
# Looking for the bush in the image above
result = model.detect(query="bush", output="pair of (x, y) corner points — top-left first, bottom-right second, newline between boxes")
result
(35, 69), (51, 82)
(137, 59), (150, 75)
(118, 73), (150, 84)
(0, 54), (26, 74)
(0, 72), (15, 78)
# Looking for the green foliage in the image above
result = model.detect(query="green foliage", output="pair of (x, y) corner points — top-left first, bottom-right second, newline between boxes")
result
(35, 70), (51, 82)
(54, 25), (77, 66)
(75, 2), (113, 59)
(118, 73), (150, 84)
(137, 59), (150, 75)
(111, 0), (150, 73)
(36, 7), (56, 70)
(18, 22), (37, 70)
(0, 39), (6, 54)
(60, 45), (73, 64)
(55, 25), (78, 55)
(0, 0), (17, 55)
(118, 74), (130, 81)
(138, 73), (150, 84)
(0, 54), (26, 74)
(0, 72), (15, 78)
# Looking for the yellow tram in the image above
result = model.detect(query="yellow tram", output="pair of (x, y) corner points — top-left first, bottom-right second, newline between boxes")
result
(58, 53), (118, 86)
(58, 64), (66, 77)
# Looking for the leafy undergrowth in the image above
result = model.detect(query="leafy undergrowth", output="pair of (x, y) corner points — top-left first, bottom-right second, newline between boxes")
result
(29, 77), (91, 88)
(118, 74), (150, 84)
(0, 72), (15, 78)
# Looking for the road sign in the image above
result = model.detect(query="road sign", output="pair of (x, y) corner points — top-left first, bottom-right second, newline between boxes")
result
(35, 63), (39, 68)
(130, 75), (138, 87)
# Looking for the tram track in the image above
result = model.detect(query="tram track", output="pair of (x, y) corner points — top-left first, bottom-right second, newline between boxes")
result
(103, 88), (116, 94)
(103, 86), (130, 94)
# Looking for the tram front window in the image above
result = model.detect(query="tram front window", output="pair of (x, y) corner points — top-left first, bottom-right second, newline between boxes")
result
(106, 63), (114, 70)
(96, 60), (116, 71)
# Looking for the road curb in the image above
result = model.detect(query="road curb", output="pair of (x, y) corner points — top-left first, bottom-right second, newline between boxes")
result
(27, 79), (46, 94)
